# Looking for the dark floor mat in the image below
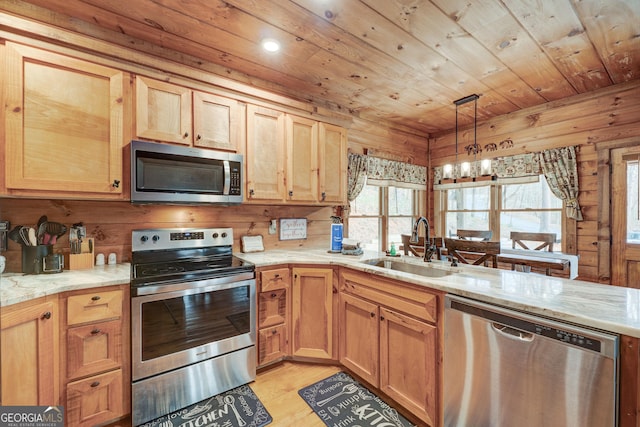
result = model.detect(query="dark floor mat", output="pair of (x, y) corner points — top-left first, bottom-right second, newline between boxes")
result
(298, 371), (416, 427)
(140, 384), (271, 427)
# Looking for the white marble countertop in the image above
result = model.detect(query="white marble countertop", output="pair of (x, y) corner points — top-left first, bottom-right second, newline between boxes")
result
(0, 263), (131, 307)
(2, 250), (639, 338)
(236, 249), (640, 338)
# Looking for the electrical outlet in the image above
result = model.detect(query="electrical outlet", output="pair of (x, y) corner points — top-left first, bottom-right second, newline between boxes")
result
(268, 219), (277, 235)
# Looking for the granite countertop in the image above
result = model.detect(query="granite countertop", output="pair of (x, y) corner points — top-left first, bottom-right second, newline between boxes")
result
(0, 263), (131, 306)
(2, 250), (639, 338)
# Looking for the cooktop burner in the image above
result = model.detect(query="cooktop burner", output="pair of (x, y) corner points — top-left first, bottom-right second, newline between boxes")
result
(131, 228), (254, 289)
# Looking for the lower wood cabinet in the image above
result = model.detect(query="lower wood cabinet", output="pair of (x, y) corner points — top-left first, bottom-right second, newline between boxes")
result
(0, 297), (59, 405)
(340, 269), (442, 427)
(257, 267), (291, 366)
(291, 267), (336, 360)
(61, 286), (129, 427)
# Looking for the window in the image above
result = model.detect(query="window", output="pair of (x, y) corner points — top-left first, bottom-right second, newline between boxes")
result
(348, 184), (421, 251)
(440, 176), (563, 248)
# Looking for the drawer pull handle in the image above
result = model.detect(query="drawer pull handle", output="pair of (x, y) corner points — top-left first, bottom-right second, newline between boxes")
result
(271, 293), (277, 298)
(91, 328), (101, 335)
(91, 296), (101, 301)
(41, 311), (52, 320)
(90, 381), (100, 388)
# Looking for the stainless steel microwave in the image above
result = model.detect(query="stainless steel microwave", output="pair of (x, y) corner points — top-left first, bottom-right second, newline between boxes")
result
(130, 140), (243, 205)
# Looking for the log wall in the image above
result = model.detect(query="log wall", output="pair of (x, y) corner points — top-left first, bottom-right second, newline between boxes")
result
(429, 80), (640, 283)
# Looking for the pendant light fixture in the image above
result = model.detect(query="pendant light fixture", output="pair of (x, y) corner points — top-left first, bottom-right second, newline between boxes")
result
(441, 93), (495, 184)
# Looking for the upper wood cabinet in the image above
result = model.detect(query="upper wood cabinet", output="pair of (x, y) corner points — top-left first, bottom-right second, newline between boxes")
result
(4, 42), (126, 198)
(135, 76), (241, 151)
(246, 105), (347, 204)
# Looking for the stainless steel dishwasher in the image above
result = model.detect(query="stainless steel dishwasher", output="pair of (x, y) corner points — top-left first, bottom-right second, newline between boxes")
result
(444, 295), (618, 427)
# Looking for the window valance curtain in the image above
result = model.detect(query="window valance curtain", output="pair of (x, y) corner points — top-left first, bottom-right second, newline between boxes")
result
(432, 146), (582, 221)
(347, 153), (427, 201)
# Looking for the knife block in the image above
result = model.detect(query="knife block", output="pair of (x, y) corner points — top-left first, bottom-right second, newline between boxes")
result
(65, 238), (95, 270)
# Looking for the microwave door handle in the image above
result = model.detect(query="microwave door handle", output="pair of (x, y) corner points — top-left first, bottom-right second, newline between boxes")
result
(223, 160), (231, 195)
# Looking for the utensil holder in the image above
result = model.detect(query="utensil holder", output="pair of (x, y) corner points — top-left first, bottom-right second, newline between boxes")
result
(65, 238), (95, 270)
(21, 245), (53, 274)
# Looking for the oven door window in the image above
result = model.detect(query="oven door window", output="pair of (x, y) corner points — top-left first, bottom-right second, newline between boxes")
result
(141, 285), (250, 361)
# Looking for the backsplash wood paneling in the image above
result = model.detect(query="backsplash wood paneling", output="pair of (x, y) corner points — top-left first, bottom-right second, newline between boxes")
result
(0, 199), (337, 273)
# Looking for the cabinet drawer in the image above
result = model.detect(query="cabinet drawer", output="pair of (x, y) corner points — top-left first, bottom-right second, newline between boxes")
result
(67, 290), (123, 325)
(67, 319), (122, 380)
(258, 289), (287, 328)
(260, 268), (290, 292)
(258, 324), (288, 366)
(341, 270), (439, 323)
(66, 369), (123, 427)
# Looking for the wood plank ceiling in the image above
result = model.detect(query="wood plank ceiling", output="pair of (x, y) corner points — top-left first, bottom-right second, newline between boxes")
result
(2, 0), (639, 135)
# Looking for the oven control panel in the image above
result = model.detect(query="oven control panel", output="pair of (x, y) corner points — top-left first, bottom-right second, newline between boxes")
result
(132, 228), (234, 251)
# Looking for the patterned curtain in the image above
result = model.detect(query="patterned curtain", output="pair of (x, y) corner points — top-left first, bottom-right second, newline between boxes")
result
(366, 156), (427, 190)
(347, 153), (368, 201)
(539, 146), (583, 221)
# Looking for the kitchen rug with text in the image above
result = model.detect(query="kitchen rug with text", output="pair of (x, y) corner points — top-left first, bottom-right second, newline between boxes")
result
(140, 384), (272, 427)
(298, 372), (416, 427)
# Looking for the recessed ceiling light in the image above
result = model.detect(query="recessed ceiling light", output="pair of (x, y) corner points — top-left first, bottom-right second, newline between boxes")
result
(261, 38), (280, 53)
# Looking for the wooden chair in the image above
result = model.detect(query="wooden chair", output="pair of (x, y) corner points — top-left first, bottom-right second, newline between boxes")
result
(401, 234), (444, 259)
(510, 232), (556, 252)
(444, 238), (500, 268)
(456, 229), (492, 241)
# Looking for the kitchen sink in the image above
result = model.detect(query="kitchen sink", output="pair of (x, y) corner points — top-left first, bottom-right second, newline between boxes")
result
(362, 258), (454, 278)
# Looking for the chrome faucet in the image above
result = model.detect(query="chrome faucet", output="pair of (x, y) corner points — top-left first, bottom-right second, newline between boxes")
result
(410, 216), (438, 262)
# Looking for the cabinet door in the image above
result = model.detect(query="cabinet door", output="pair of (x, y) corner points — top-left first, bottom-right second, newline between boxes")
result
(66, 320), (122, 381)
(339, 293), (379, 386)
(136, 76), (192, 144)
(319, 123), (347, 204)
(193, 91), (241, 151)
(380, 307), (438, 426)
(286, 115), (318, 202)
(258, 324), (288, 366)
(245, 105), (285, 201)
(4, 42), (125, 196)
(291, 267), (334, 359)
(1, 299), (58, 405)
(66, 369), (123, 427)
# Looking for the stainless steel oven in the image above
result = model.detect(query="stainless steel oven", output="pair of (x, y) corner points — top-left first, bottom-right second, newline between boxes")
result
(130, 228), (255, 426)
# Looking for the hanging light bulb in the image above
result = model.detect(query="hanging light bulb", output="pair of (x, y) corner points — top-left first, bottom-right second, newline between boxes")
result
(443, 164), (453, 180)
(460, 161), (471, 178)
(480, 159), (492, 176)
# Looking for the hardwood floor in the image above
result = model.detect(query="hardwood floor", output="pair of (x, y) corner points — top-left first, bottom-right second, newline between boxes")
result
(103, 361), (341, 427)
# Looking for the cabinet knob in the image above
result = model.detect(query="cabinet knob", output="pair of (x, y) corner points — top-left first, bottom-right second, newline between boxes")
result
(90, 381), (100, 388)
(370, 312), (375, 318)
(91, 328), (101, 335)
(380, 316), (385, 321)
(91, 296), (101, 301)
(196, 134), (202, 141)
(249, 189), (255, 196)
(321, 192), (326, 201)
(183, 132), (189, 138)
(272, 330), (277, 335)
(112, 179), (120, 188)
(41, 311), (52, 320)
(270, 293), (277, 298)
(274, 274), (280, 279)
(289, 191), (293, 197)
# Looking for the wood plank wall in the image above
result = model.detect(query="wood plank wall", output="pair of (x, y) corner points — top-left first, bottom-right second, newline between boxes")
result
(428, 80), (640, 283)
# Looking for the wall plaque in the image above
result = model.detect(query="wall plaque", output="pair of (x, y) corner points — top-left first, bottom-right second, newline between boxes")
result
(279, 218), (307, 241)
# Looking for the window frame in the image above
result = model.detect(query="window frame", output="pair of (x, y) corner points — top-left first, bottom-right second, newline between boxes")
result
(435, 176), (566, 250)
(347, 184), (423, 252)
